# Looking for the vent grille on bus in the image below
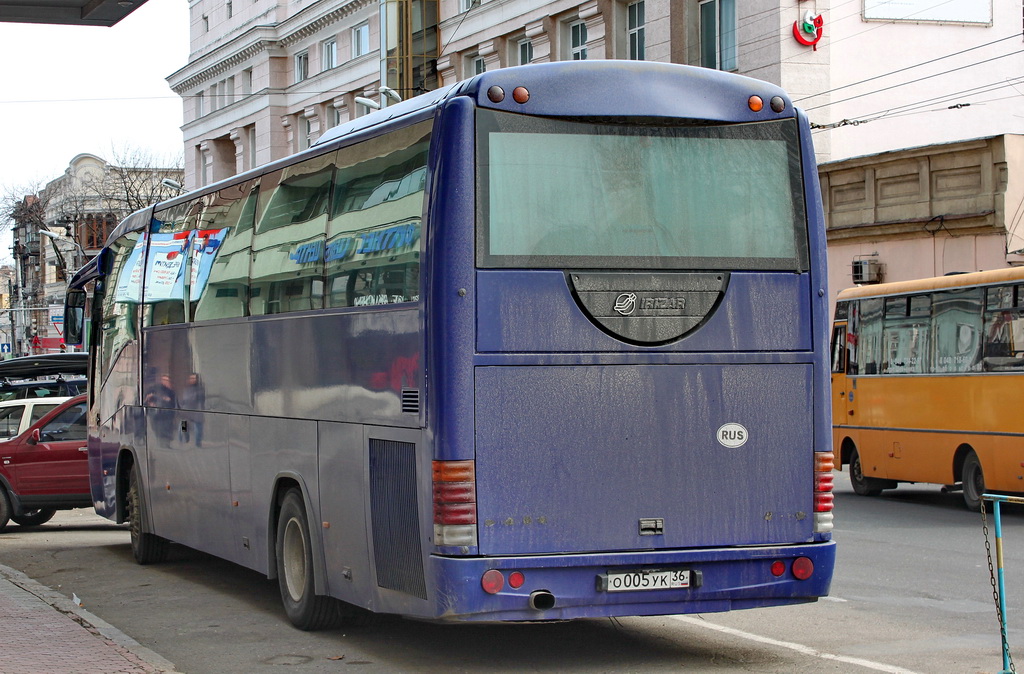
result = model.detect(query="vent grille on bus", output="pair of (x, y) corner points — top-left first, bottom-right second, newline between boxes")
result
(369, 439), (427, 599)
(401, 388), (420, 414)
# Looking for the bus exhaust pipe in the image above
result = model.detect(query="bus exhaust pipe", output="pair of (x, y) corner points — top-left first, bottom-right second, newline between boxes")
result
(529, 590), (555, 611)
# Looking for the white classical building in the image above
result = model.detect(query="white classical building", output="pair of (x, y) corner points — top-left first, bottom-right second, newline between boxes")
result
(167, 0), (831, 189)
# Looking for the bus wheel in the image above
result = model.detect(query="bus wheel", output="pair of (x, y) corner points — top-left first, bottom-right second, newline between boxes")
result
(962, 452), (987, 512)
(12, 509), (56, 527)
(0, 487), (11, 532)
(128, 464), (169, 564)
(850, 449), (884, 496)
(276, 489), (341, 631)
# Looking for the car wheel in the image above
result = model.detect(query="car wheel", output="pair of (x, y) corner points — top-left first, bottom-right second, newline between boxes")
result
(276, 489), (342, 630)
(127, 464), (169, 564)
(12, 508), (57, 527)
(0, 487), (11, 532)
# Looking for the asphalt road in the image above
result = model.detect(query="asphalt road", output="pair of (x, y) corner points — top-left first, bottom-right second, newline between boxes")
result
(0, 471), (1020, 673)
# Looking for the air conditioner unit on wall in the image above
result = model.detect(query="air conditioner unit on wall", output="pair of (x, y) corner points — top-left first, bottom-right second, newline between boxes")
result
(851, 259), (881, 284)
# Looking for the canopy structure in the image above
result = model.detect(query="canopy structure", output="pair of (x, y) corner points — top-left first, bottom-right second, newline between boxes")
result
(0, 353), (88, 379)
(0, 0), (148, 26)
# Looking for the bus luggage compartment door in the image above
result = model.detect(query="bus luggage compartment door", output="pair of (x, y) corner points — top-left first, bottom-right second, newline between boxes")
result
(474, 363), (815, 555)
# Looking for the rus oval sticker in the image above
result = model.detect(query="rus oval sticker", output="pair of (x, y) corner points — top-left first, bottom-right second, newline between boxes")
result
(717, 423), (748, 448)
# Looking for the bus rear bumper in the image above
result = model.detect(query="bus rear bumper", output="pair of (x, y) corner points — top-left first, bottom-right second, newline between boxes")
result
(427, 541), (836, 622)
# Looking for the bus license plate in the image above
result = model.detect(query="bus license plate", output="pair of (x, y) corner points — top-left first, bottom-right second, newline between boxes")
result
(603, 569), (691, 592)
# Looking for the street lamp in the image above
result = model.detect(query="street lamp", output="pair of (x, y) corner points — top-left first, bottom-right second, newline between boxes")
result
(39, 229), (86, 277)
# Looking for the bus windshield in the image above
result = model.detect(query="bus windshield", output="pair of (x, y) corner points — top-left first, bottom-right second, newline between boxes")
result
(477, 110), (807, 270)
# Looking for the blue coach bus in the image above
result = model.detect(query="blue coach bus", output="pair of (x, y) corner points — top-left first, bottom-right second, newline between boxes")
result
(65, 61), (834, 629)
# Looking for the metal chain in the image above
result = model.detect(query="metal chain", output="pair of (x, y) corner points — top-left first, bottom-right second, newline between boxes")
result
(981, 503), (1016, 672)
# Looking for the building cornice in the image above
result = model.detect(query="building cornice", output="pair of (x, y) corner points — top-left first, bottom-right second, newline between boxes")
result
(169, 0), (375, 93)
(279, 0), (374, 48)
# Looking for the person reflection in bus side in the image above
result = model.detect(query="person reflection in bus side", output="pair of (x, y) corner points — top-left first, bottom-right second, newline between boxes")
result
(180, 373), (205, 446)
(144, 374), (177, 441)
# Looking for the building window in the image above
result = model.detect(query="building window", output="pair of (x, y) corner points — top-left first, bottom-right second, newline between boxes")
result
(570, 20), (588, 60)
(242, 68), (253, 96)
(202, 14), (209, 32)
(295, 51), (309, 83)
(299, 117), (313, 151)
(460, 0), (475, 12)
(699, 0), (736, 71)
(518, 38), (533, 65)
(472, 56), (486, 75)
(353, 22), (371, 58)
(196, 91), (205, 117)
(226, 1), (232, 18)
(628, 1), (645, 60)
(225, 76), (235, 106)
(322, 39), (337, 71)
(247, 126), (257, 170)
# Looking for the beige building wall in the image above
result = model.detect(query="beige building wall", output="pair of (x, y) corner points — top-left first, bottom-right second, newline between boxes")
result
(820, 134), (1024, 317)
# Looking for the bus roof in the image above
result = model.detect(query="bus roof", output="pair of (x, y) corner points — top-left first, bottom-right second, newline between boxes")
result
(836, 267), (1024, 301)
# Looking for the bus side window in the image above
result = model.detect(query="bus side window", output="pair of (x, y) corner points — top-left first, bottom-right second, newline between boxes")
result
(326, 123), (430, 308)
(190, 181), (258, 322)
(856, 298), (883, 375)
(97, 232), (143, 387)
(830, 324), (846, 373)
(250, 155), (334, 316)
(983, 285), (1024, 370)
(932, 289), (982, 373)
(147, 200), (202, 326)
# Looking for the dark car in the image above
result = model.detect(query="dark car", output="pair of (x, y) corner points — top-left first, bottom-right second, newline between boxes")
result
(0, 378), (85, 402)
(0, 395), (90, 531)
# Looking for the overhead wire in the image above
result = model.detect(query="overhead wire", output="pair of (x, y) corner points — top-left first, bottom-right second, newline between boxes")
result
(810, 75), (1024, 131)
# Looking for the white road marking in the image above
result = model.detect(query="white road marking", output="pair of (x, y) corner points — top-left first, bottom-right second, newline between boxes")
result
(669, 615), (922, 674)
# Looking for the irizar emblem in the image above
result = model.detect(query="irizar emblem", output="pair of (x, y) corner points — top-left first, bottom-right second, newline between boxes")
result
(614, 292), (637, 316)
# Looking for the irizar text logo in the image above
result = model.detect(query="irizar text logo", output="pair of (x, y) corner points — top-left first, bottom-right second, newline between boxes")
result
(717, 423), (748, 448)
(614, 292), (637, 316)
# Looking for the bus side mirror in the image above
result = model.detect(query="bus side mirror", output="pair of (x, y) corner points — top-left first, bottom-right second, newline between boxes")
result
(64, 289), (87, 347)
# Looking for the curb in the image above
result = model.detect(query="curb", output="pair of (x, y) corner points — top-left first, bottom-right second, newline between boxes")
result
(0, 562), (180, 673)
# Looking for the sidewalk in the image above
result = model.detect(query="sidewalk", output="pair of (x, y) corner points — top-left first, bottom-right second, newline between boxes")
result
(0, 564), (178, 674)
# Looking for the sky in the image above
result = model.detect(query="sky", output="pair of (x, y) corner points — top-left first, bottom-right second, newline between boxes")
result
(0, 0), (189, 261)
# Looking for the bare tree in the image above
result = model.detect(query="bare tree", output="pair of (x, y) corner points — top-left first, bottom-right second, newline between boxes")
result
(37, 147), (183, 257)
(85, 145), (185, 217)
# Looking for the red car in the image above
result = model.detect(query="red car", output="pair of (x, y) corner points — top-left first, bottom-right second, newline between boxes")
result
(0, 395), (90, 531)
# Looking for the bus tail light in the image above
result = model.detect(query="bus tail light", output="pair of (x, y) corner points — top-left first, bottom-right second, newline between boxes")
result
(814, 451), (835, 533)
(433, 460), (477, 548)
(792, 557), (814, 580)
(480, 569), (526, 595)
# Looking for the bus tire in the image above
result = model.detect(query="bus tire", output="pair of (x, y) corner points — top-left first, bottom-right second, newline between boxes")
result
(850, 449), (884, 496)
(962, 451), (987, 512)
(0, 486), (11, 532)
(128, 464), (169, 564)
(12, 508), (57, 527)
(276, 489), (341, 631)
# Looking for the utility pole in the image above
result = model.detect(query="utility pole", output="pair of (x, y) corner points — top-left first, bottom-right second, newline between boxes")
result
(7, 279), (13, 360)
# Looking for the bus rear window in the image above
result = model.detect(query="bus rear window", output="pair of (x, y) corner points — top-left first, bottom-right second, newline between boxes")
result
(477, 109), (808, 270)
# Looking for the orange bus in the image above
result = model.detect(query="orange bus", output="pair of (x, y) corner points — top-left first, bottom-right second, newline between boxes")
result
(831, 267), (1024, 510)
